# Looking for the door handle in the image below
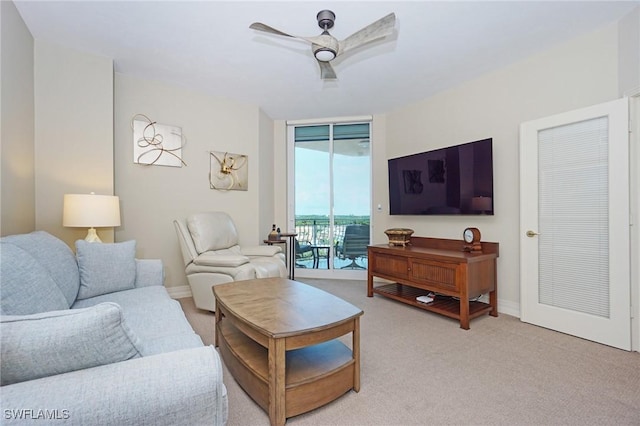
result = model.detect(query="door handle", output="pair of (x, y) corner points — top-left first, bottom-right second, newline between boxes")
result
(526, 230), (539, 238)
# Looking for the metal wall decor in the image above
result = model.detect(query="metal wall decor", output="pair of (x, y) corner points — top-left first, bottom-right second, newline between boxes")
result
(209, 151), (248, 191)
(132, 114), (186, 167)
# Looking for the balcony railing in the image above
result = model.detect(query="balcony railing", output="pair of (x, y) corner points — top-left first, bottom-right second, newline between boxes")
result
(294, 216), (369, 246)
(294, 215), (370, 269)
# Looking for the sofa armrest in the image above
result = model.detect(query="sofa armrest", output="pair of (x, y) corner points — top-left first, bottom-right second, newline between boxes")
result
(134, 259), (164, 288)
(1, 346), (228, 426)
(241, 245), (282, 257)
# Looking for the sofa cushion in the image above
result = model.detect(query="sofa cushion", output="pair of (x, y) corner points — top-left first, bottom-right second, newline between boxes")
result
(0, 303), (143, 386)
(1, 346), (228, 426)
(187, 212), (239, 253)
(1, 231), (80, 311)
(0, 243), (69, 315)
(76, 240), (137, 300)
(72, 286), (203, 356)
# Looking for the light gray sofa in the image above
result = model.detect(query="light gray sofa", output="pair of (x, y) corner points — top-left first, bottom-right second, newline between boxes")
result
(0, 231), (227, 425)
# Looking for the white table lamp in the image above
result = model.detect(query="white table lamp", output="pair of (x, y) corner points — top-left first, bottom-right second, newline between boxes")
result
(63, 193), (121, 242)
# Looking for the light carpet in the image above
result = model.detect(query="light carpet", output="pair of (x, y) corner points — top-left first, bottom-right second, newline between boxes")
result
(179, 279), (640, 425)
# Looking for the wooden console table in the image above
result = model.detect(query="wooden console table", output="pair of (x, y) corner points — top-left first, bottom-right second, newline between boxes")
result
(367, 236), (499, 329)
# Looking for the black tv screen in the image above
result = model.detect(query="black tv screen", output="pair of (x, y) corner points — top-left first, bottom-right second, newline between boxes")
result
(388, 138), (494, 215)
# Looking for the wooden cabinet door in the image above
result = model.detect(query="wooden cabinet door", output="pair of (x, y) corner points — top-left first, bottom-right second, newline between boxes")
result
(370, 252), (409, 279)
(409, 258), (459, 292)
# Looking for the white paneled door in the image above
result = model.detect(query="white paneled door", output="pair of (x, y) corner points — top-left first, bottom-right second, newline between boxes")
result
(520, 99), (631, 350)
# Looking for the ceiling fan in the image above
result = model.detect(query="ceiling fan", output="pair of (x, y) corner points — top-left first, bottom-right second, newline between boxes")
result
(249, 10), (396, 80)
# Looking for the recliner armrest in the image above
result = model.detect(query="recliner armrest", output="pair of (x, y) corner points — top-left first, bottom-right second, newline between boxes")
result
(241, 245), (282, 257)
(193, 252), (250, 267)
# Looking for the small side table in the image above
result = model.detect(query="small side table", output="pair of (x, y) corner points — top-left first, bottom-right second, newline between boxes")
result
(264, 232), (297, 279)
(279, 233), (297, 279)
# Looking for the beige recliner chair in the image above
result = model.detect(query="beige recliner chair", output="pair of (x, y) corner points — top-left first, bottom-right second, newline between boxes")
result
(174, 212), (287, 311)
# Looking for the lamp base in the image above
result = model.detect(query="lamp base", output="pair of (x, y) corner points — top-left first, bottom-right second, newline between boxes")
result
(84, 228), (102, 243)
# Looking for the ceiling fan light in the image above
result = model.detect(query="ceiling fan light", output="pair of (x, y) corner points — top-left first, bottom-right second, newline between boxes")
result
(314, 48), (336, 62)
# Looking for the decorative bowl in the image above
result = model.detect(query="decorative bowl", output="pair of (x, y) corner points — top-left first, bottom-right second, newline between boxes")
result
(384, 228), (414, 246)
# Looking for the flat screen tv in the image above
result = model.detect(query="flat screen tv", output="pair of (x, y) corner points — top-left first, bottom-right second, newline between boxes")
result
(388, 138), (494, 215)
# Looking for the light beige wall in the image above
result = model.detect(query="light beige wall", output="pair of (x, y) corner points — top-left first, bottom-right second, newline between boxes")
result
(114, 73), (270, 288)
(385, 23), (621, 315)
(619, 6), (640, 96)
(34, 40), (114, 247)
(1, 0), (35, 236)
(370, 114), (387, 244)
(258, 109), (275, 239)
(273, 120), (288, 229)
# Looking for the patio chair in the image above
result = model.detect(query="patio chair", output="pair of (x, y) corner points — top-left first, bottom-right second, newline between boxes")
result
(295, 239), (314, 267)
(339, 224), (370, 269)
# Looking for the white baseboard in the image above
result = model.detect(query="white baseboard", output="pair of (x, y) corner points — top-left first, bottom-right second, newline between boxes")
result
(497, 298), (520, 318)
(478, 294), (520, 318)
(166, 285), (192, 299)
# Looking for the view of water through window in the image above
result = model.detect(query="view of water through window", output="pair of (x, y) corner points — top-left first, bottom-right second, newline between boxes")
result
(293, 123), (371, 270)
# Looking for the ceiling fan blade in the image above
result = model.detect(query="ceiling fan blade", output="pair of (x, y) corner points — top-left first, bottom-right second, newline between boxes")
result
(250, 23), (337, 50)
(303, 33), (338, 50)
(338, 13), (396, 56)
(249, 22), (296, 39)
(318, 60), (337, 80)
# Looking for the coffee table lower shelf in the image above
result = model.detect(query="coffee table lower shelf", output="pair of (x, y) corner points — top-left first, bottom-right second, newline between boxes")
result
(217, 320), (355, 419)
(373, 283), (493, 322)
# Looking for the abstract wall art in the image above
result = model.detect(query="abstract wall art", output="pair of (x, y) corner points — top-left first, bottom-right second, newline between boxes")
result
(209, 151), (248, 191)
(132, 114), (186, 167)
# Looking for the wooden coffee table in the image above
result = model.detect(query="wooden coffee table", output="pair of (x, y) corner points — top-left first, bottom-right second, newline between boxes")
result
(213, 277), (363, 426)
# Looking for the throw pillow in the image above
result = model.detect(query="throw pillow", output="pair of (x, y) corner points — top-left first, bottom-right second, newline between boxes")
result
(1, 231), (80, 308)
(0, 242), (69, 315)
(0, 303), (143, 386)
(76, 240), (137, 300)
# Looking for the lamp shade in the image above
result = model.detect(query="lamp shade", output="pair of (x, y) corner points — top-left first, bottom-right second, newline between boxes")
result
(63, 194), (121, 227)
(471, 196), (492, 212)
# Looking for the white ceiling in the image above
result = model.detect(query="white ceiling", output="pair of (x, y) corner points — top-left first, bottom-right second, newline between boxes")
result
(13, 1), (639, 120)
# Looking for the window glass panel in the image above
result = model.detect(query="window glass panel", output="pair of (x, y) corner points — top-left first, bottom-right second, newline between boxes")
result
(294, 125), (329, 142)
(333, 123), (370, 140)
(292, 122), (370, 271)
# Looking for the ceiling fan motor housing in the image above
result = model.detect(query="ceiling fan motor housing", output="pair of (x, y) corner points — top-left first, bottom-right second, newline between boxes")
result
(317, 10), (335, 29)
(312, 31), (339, 62)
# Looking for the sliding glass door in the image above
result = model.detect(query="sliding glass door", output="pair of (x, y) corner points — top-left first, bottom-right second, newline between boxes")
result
(287, 121), (371, 277)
